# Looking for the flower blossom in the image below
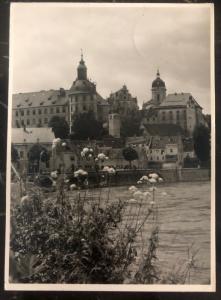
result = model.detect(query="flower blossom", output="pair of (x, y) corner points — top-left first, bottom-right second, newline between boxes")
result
(103, 166), (116, 174)
(70, 184), (77, 190)
(149, 173), (159, 180)
(128, 186), (138, 193)
(51, 171), (58, 179)
(148, 178), (157, 184)
(127, 198), (137, 204)
(74, 169), (88, 177)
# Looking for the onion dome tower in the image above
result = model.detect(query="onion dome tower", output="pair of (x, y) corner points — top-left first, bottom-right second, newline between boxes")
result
(151, 69), (166, 105)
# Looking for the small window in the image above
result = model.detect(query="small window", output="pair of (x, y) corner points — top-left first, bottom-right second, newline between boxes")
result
(39, 119), (42, 125)
(62, 106), (65, 113)
(27, 109), (30, 115)
(50, 107), (54, 114)
(21, 110), (24, 116)
(75, 96), (78, 102)
(83, 105), (87, 111)
(33, 109), (36, 115)
(15, 111), (18, 117)
(56, 107), (60, 113)
(44, 118), (48, 124)
(38, 109), (41, 115)
(170, 149), (173, 153)
(20, 151), (24, 158)
(90, 95), (93, 101)
(44, 108), (48, 114)
(32, 119), (36, 125)
(27, 119), (30, 125)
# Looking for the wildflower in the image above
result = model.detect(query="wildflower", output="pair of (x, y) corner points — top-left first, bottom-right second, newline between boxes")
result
(140, 175), (149, 182)
(89, 148), (93, 152)
(158, 177), (164, 183)
(88, 154), (93, 158)
(149, 173), (159, 180)
(149, 178), (157, 184)
(108, 167), (116, 174)
(133, 190), (143, 200)
(62, 142), (67, 147)
(137, 180), (142, 184)
(95, 158), (99, 162)
(51, 171), (58, 179)
(97, 153), (106, 160)
(127, 198), (137, 204)
(74, 169), (88, 177)
(105, 156), (109, 160)
(64, 179), (70, 184)
(143, 191), (151, 197)
(128, 185), (138, 193)
(82, 147), (89, 153)
(70, 184), (77, 190)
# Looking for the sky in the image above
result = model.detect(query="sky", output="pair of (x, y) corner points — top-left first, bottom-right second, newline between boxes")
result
(10, 3), (212, 113)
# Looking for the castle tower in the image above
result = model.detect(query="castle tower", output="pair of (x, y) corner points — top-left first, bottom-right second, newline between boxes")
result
(108, 113), (120, 138)
(151, 70), (166, 105)
(77, 51), (87, 80)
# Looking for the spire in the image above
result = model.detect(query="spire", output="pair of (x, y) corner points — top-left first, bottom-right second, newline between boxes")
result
(157, 69), (160, 78)
(80, 48), (84, 61)
(77, 50), (87, 80)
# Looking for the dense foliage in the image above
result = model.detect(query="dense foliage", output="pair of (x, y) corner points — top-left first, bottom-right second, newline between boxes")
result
(11, 144), (19, 163)
(120, 112), (141, 138)
(71, 112), (104, 140)
(48, 116), (69, 139)
(10, 180), (140, 283)
(122, 147), (139, 168)
(193, 125), (210, 165)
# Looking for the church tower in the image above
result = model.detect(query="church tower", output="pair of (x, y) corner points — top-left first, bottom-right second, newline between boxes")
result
(77, 52), (87, 80)
(151, 70), (166, 105)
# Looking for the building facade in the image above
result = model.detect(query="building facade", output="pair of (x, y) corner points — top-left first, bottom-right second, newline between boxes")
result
(12, 55), (110, 130)
(142, 71), (207, 135)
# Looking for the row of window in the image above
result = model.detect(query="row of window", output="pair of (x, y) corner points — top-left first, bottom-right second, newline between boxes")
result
(15, 106), (66, 117)
(148, 156), (165, 161)
(70, 104), (94, 112)
(71, 95), (94, 102)
(16, 118), (48, 126)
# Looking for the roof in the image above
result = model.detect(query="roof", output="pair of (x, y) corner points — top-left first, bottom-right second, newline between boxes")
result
(152, 77), (166, 88)
(69, 79), (96, 94)
(12, 89), (68, 109)
(183, 138), (194, 152)
(143, 123), (183, 136)
(150, 136), (180, 149)
(12, 127), (55, 144)
(159, 93), (201, 109)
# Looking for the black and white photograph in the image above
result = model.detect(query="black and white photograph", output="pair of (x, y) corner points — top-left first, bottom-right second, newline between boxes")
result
(5, 2), (215, 292)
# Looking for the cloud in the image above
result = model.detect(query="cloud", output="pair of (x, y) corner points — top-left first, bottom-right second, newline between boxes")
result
(11, 4), (212, 113)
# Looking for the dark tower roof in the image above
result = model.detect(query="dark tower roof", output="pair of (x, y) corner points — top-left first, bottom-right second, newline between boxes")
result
(77, 51), (87, 80)
(152, 70), (166, 88)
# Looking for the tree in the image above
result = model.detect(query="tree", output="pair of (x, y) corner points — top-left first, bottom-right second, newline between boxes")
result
(11, 144), (19, 163)
(122, 147), (138, 168)
(48, 116), (69, 139)
(193, 125), (210, 165)
(71, 111), (104, 140)
(28, 144), (50, 172)
(120, 112), (141, 137)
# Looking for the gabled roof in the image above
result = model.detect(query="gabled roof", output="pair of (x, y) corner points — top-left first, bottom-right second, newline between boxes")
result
(143, 123), (184, 136)
(159, 93), (202, 109)
(151, 136), (180, 149)
(12, 89), (68, 109)
(12, 127), (55, 144)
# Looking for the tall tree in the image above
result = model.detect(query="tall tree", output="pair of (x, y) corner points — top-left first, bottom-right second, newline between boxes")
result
(71, 112), (104, 140)
(122, 147), (138, 168)
(11, 144), (19, 163)
(28, 144), (50, 171)
(193, 125), (210, 164)
(120, 112), (141, 137)
(48, 116), (69, 139)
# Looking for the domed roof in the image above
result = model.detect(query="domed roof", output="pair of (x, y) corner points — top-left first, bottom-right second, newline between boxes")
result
(152, 70), (165, 88)
(69, 79), (96, 94)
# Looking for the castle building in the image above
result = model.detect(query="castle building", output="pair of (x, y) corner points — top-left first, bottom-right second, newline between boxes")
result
(142, 71), (206, 135)
(12, 54), (110, 130)
(107, 84), (139, 116)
